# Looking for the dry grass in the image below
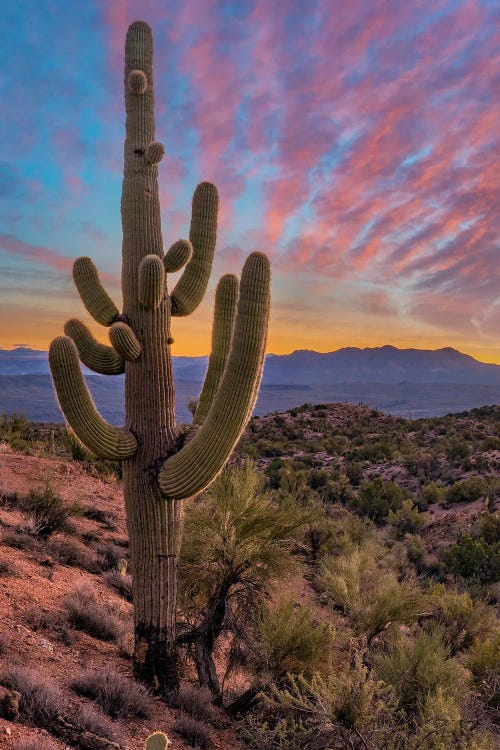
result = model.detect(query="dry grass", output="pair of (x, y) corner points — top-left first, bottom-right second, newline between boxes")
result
(71, 667), (150, 719)
(63, 585), (124, 642)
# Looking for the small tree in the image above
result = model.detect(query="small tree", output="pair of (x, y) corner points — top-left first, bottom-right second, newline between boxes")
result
(179, 463), (304, 699)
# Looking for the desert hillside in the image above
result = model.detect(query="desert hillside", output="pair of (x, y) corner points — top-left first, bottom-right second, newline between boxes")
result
(0, 403), (499, 749)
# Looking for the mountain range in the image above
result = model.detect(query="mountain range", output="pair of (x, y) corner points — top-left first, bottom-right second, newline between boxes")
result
(0, 345), (498, 421)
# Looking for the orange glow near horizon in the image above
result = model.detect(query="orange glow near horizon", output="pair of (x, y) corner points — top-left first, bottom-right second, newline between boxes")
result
(1, 320), (498, 365)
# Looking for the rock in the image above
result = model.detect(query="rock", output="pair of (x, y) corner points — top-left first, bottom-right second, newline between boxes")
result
(0, 684), (20, 720)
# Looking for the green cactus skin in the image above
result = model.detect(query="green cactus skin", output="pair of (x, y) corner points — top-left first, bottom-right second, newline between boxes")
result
(170, 182), (219, 316)
(138, 254), (165, 309)
(160, 253), (269, 498)
(109, 321), (142, 361)
(49, 336), (136, 459)
(73, 256), (119, 326)
(49, 20), (269, 696)
(64, 318), (125, 375)
(163, 239), (193, 273)
(145, 732), (170, 750)
(193, 273), (238, 425)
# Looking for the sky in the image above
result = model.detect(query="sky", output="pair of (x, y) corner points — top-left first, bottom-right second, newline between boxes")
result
(0, 0), (498, 362)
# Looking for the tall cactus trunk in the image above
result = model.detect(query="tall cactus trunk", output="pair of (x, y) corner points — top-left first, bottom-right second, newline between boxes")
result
(120, 22), (180, 692)
(49, 20), (270, 697)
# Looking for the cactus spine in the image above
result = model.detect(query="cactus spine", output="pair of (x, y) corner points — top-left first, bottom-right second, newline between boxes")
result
(49, 21), (270, 695)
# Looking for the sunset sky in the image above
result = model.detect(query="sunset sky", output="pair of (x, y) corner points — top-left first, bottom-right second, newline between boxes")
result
(0, 0), (498, 361)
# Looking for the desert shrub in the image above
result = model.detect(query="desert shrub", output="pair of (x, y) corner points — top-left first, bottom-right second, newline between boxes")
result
(446, 477), (488, 505)
(17, 739), (56, 750)
(71, 667), (149, 719)
(345, 461), (364, 486)
(1, 529), (40, 552)
(404, 451), (434, 479)
(249, 599), (332, 681)
(1, 666), (119, 741)
(308, 468), (330, 490)
(83, 506), (117, 529)
(478, 512), (500, 544)
(244, 663), (393, 749)
(0, 487), (22, 508)
(388, 499), (425, 537)
(63, 585), (123, 641)
(0, 666), (65, 727)
(445, 438), (470, 461)
(429, 584), (497, 653)
(350, 478), (407, 523)
(404, 534), (426, 569)
(24, 606), (57, 632)
(353, 441), (394, 462)
(174, 714), (212, 748)
(103, 569), (133, 601)
(23, 480), (77, 537)
(178, 683), (214, 723)
(317, 548), (426, 640)
(48, 537), (101, 573)
(0, 556), (16, 576)
(468, 631), (500, 716)
(72, 701), (121, 742)
(372, 626), (468, 718)
(63, 427), (90, 461)
(443, 535), (500, 584)
(421, 481), (446, 507)
(95, 542), (125, 570)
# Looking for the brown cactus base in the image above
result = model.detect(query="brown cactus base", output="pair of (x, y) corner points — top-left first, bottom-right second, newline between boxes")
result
(134, 623), (179, 697)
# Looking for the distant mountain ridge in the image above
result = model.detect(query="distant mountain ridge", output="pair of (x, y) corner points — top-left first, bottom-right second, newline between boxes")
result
(1, 344), (499, 385)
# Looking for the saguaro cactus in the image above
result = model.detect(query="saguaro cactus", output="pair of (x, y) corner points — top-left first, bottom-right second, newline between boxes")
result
(49, 20), (270, 694)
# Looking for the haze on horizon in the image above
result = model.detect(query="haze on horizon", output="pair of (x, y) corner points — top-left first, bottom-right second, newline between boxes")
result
(0, 1), (498, 363)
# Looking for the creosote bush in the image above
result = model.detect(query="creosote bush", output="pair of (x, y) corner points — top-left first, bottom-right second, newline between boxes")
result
(349, 478), (408, 523)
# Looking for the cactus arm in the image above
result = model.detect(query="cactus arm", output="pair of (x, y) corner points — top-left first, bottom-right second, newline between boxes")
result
(170, 182), (218, 316)
(193, 273), (238, 425)
(109, 322), (142, 360)
(73, 256), (120, 326)
(138, 254), (165, 309)
(159, 252), (270, 499)
(163, 239), (193, 273)
(49, 336), (137, 460)
(64, 319), (125, 375)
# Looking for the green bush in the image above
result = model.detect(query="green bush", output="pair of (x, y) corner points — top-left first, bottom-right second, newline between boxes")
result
(345, 461), (364, 486)
(388, 499), (425, 537)
(446, 477), (488, 505)
(23, 479), (78, 537)
(317, 548), (426, 640)
(468, 631), (500, 714)
(350, 478), (408, 523)
(421, 482), (446, 507)
(372, 626), (468, 718)
(249, 598), (332, 681)
(429, 583), (497, 653)
(443, 535), (500, 584)
(478, 512), (500, 544)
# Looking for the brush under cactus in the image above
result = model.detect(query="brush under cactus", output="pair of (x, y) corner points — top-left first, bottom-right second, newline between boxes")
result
(49, 20), (270, 694)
